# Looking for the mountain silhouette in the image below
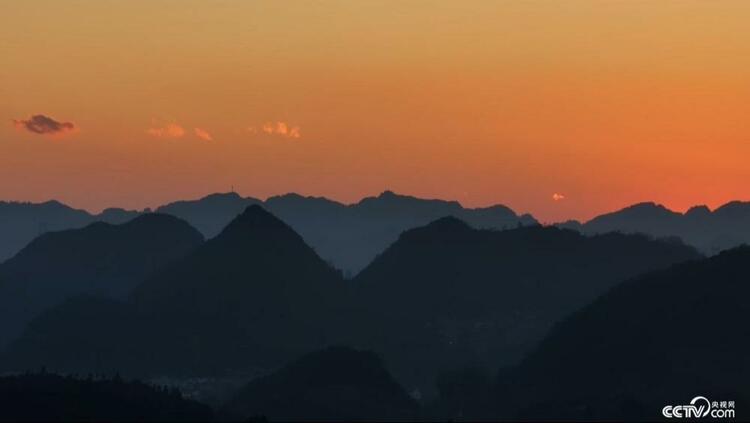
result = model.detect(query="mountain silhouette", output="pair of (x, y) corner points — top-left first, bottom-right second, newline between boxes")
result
(0, 371), (212, 421)
(561, 200), (750, 255)
(222, 346), (418, 421)
(352, 218), (701, 393)
(131, 205), (349, 375)
(1, 206), (349, 377)
(157, 191), (537, 274)
(0, 204), (714, 416)
(0, 297), (152, 376)
(0, 214), (203, 348)
(155, 192), (262, 238)
(6, 194), (750, 275)
(494, 246), (750, 420)
(0, 200), (140, 263)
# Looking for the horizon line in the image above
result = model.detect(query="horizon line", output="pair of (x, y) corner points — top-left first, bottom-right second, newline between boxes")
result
(2, 189), (749, 225)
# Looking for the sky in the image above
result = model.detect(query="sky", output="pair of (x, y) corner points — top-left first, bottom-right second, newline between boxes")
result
(2, 0), (750, 222)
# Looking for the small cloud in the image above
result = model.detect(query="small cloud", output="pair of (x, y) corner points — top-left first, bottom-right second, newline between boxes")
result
(12, 114), (75, 136)
(194, 127), (213, 141)
(258, 121), (301, 139)
(552, 193), (566, 201)
(246, 126), (258, 134)
(146, 122), (185, 138)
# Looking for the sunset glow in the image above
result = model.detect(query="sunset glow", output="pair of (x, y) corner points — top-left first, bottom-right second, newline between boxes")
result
(3, 0), (750, 221)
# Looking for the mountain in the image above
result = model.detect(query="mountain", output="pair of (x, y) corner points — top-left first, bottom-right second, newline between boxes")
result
(131, 205), (349, 375)
(155, 192), (262, 238)
(157, 190), (537, 274)
(0, 200), (91, 263)
(352, 218), (701, 393)
(2, 206), (349, 377)
(0, 372), (213, 422)
(6, 194), (750, 275)
(0, 200), (141, 263)
(0, 297), (153, 376)
(97, 207), (143, 224)
(0, 192), (536, 276)
(564, 200), (750, 254)
(0, 214), (203, 348)
(222, 346), (418, 421)
(492, 246), (750, 420)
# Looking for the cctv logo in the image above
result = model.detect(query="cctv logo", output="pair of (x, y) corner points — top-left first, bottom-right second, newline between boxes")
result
(663, 396), (736, 419)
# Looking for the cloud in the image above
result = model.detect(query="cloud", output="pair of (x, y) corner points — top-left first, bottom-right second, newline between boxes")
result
(259, 121), (301, 139)
(146, 122), (185, 138)
(552, 193), (566, 201)
(194, 127), (213, 141)
(12, 114), (75, 135)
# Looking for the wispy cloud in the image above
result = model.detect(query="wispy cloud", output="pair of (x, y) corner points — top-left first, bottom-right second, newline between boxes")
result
(12, 114), (75, 136)
(552, 193), (566, 201)
(146, 122), (186, 138)
(252, 121), (301, 139)
(194, 127), (213, 141)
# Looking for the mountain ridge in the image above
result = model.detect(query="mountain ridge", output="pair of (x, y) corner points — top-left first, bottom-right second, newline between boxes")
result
(0, 213), (203, 348)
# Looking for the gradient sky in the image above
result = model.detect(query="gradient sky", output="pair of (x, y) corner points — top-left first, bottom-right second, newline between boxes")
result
(2, 0), (750, 222)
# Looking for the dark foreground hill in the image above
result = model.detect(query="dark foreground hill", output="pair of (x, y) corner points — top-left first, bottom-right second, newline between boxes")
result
(0, 214), (203, 348)
(1, 206), (349, 377)
(0, 297), (150, 375)
(222, 346), (418, 421)
(0, 372), (212, 422)
(352, 218), (702, 392)
(491, 247), (750, 421)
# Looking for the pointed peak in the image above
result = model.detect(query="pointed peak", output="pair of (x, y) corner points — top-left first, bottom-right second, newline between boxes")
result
(235, 204), (282, 223)
(379, 190), (398, 198)
(215, 205), (296, 241)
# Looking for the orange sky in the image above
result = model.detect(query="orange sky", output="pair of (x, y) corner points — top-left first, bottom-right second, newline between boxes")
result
(2, 0), (750, 222)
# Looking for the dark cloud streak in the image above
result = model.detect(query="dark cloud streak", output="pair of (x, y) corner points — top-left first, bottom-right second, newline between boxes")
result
(12, 114), (75, 135)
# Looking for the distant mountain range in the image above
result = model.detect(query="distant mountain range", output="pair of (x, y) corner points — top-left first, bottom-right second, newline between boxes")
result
(2, 194), (749, 276)
(0, 200), (140, 264)
(156, 191), (538, 274)
(0, 192), (535, 275)
(558, 200), (750, 254)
